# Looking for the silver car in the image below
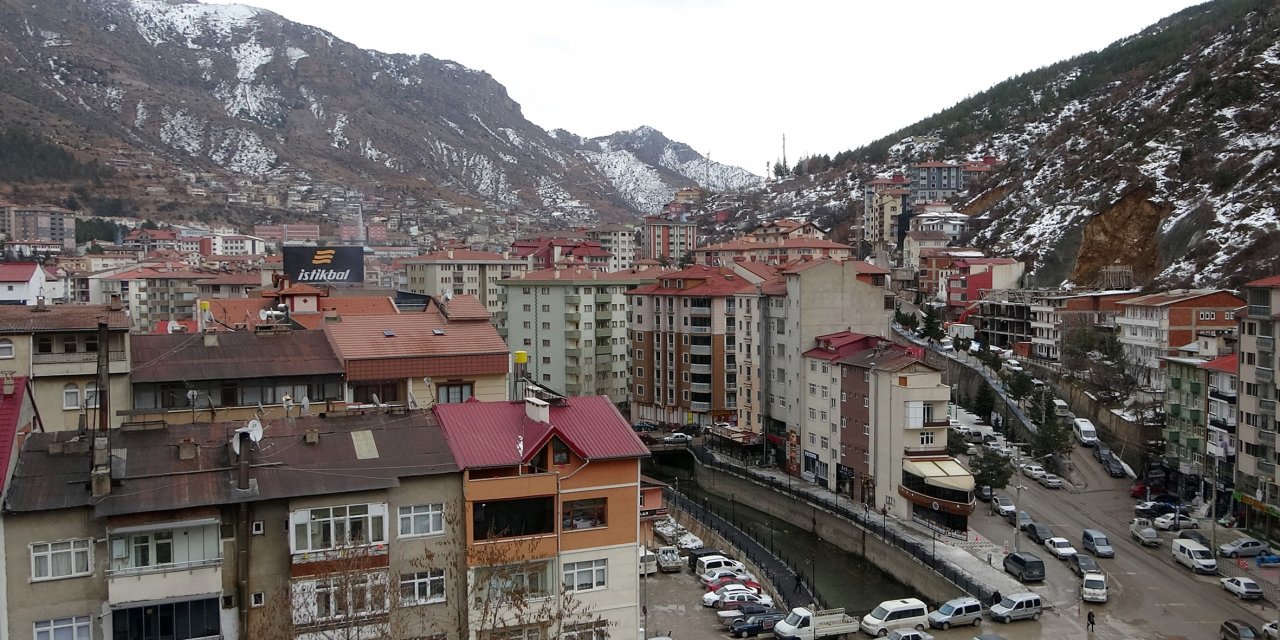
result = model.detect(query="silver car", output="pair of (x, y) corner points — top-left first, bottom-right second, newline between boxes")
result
(1220, 538), (1269, 558)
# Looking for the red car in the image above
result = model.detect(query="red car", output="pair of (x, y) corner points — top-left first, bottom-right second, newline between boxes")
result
(705, 577), (762, 593)
(1129, 480), (1166, 498)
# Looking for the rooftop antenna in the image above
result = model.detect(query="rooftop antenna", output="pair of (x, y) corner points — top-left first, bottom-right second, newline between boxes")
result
(231, 418), (264, 456)
(408, 391), (419, 410)
(167, 319), (183, 334)
(283, 393), (294, 418)
(516, 434), (524, 459)
(301, 395), (311, 416)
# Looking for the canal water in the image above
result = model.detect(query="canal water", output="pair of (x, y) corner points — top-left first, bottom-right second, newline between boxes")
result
(646, 459), (923, 616)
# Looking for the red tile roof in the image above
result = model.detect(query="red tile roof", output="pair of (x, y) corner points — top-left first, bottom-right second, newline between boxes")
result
(325, 307), (507, 360)
(403, 249), (522, 263)
(434, 396), (648, 469)
(1117, 289), (1244, 307)
(438, 295), (490, 321)
(508, 266), (664, 282)
(1201, 353), (1239, 374)
(627, 265), (756, 297)
(278, 283), (327, 296)
(0, 263), (39, 282)
(1247, 275), (1280, 288)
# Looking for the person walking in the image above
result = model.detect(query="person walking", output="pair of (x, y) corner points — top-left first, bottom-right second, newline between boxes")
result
(1087, 610), (1096, 632)
(793, 574), (802, 593)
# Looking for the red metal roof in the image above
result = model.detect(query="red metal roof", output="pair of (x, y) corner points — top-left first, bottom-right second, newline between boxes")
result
(434, 396), (648, 469)
(0, 376), (31, 496)
(1247, 275), (1280, 288)
(627, 265), (756, 297)
(1201, 353), (1238, 374)
(0, 263), (39, 282)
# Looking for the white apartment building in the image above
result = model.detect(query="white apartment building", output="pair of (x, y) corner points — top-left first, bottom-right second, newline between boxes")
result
(1116, 289), (1244, 391)
(585, 224), (638, 271)
(401, 249), (529, 316)
(499, 265), (660, 403)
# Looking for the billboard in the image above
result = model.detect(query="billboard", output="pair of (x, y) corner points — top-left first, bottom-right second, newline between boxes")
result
(283, 246), (365, 284)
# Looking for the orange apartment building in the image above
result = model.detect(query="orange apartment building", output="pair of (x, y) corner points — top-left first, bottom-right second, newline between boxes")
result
(628, 265), (747, 426)
(434, 393), (649, 640)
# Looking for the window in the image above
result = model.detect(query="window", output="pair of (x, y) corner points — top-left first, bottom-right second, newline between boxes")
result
(112, 598), (221, 639)
(399, 504), (444, 537)
(564, 621), (610, 640)
(0, 338), (12, 358)
(438, 383), (474, 404)
(401, 569), (446, 605)
(564, 498), (607, 530)
(35, 615), (92, 640)
(289, 503), (388, 553)
(84, 383), (99, 409)
(552, 439), (570, 465)
(37, 336), (53, 354)
(920, 432), (935, 446)
(62, 384), (80, 410)
(31, 539), (92, 580)
(473, 497), (555, 540)
(294, 572), (389, 625)
(476, 562), (552, 604)
(563, 559), (607, 592)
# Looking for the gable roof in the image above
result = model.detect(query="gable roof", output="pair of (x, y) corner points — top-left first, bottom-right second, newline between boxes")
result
(0, 304), (130, 333)
(1247, 275), (1280, 288)
(1117, 289), (1243, 307)
(0, 263), (39, 283)
(131, 330), (344, 383)
(0, 376), (32, 497)
(1201, 353), (1239, 375)
(325, 308), (507, 360)
(434, 396), (648, 469)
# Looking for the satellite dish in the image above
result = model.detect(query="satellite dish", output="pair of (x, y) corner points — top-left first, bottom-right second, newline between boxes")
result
(167, 320), (183, 334)
(258, 309), (270, 322)
(283, 394), (294, 415)
(408, 391), (418, 409)
(231, 418), (265, 455)
(301, 396), (311, 415)
(423, 377), (433, 386)
(186, 389), (199, 403)
(371, 393), (384, 408)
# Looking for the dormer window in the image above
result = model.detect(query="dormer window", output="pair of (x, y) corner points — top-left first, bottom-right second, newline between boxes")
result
(552, 439), (569, 465)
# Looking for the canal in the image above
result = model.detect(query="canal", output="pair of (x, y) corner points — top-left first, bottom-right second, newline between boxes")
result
(646, 458), (924, 615)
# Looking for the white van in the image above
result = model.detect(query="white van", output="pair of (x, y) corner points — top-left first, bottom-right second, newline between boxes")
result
(989, 592), (1042, 623)
(1052, 399), (1070, 418)
(1172, 538), (1218, 573)
(695, 555), (743, 576)
(638, 545), (657, 575)
(1072, 418), (1098, 446)
(859, 598), (929, 636)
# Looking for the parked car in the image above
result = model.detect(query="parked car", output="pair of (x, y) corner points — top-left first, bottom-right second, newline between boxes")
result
(1038, 473), (1062, 489)
(1221, 619), (1263, 640)
(1151, 494), (1183, 505)
(1222, 577), (1265, 599)
(1003, 552), (1046, 582)
(1026, 523), (1053, 545)
(1262, 620), (1277, 640)
(1135, 501), (1187, 518)
(926, 596), (984, 630)
(717, 603), (777, 625)
(1178, 530), (1211, 546)
(1044, 537), (1078, 560)
(1153, 513), (1198, 530)
(1081, 572), (1108, 603)
(663, 433), (693, 444)
(1068, 553), (1100, 577)
(1103, 456), (1128, 478)
(975, 485), (994, 502)
(1021, 464), (1046, 480)
(728, 613), (787, 638)
(705, 577), (762, 593)
(632, 421), (660, 432)
(1093, 443), (1113, 463)
(715, 591), (774, 610)
(702, 584), (758, 607)
(1008, 510), (1033, 530)
(1220, 538), (1269, 558)
(991, 496), (1016, 517)
(886, 630), (935, 640)
(1129, 479), (1165, 498)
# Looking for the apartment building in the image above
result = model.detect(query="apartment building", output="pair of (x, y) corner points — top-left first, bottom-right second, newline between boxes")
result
(800, 332), (969, 531)
(1, 412), (466, 640)
(497, 265), (662, 403)
(1164, 352), (1211, 492)
(944, 259), (1025, 319)
(1029, 290), (1137, 361)
(864, 190), (906, 254)
(1235, 276), (1280, 533)
(909, 210), (969, 244)
(253, 223), (321, 245)
(732, 258), (896, 458)
(1203, 354), (1239, 494)
(0, 204), (77, 251)
(1116, 289), (1244, 391)
(910, 160), (963, 203)
(628, 265), (744, 426)
(325, 297), (510, 406)
(901, 231), (949, 274)
(584, 224), (639, 271)
(693, 237), (855, 267)
(100, 265), (220, 330)
(0, 302), (131, 430)
(122, 228), (181, 254)
(400, 249), (529, 316)
(748, 219), (828, 243)
(640, 215), (697, 264)
(434, 394), (648, 640)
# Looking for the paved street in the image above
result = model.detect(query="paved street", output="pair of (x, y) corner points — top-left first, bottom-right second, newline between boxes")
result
(955, 408), (1278, 639)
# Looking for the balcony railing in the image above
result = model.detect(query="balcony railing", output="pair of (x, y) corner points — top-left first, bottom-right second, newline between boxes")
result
(690, 382), (712, 393)
(690, 345), (712, 356)
(903, 444), (948, 456)
(688, 306), (712, 316)
(1259, 460), (1276, 480)
(1259, 336), (1275, 351)
(690, 401), (711, 411)
(33, 350), (127, 364)
(1261, 400), (1276, 416)
(1259, 368), (1274, 384)
(689, 326), (712, 334)
(689, 364), (712, 375)
(106, 557), (222, 578)
(1249, 305), (1272, 318)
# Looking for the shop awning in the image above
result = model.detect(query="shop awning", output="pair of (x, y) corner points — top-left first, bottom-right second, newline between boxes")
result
(902, 458), (975, 492)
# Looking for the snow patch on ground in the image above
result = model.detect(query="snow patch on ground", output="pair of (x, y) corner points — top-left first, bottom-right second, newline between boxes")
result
(580, 149), (672, 214)
(128, 0), (260, 48)
(330, 113), (349, 149)
(159, 107), (204, 154)
(210, 128), (276, 176)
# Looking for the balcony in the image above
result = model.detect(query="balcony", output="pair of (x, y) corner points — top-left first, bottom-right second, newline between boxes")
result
(595, 293), (612, 304)
(564, 311), (581, 323)
(690, 344), (712, 356)
(690, 382), (712, 393)
(690, 401), (711, 412)
(1248, 305), (1271, 318)
(688, 305), (711, 317)
(564, 295), (581, 304)
(689, 364), (712, 375)
(595, 344), (613, 356)
(1259, 336), (1275, 351)
(903, 444), (948, 456)
(108, 560), (223, 606)
(32, 350), (129, 376)
(1259, 368), (1274, 384)
(1210, 387), (1238, 402)
(1259, 430), (1276, 447)
(565, 330), (581, 341)
(689, 326), (712, 334)
(1262, 400), (1276, 416)
(1259, 460), (1277, 481)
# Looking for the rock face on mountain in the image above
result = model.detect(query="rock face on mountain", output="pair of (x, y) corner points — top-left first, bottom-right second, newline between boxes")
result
(0, 0), (755, 218)
(759, 0), (1279, 290)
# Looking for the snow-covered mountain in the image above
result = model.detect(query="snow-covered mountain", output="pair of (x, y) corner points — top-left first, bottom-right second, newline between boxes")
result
(0, 0), (756, 219)
(553, 126), (761, 215)
(754, 0), (1279, 290)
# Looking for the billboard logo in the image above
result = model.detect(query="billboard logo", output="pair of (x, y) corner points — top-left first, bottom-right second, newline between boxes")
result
(283, 246), (364, 284)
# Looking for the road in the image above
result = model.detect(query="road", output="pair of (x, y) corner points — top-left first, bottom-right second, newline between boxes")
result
(956, 409), (1277, 639)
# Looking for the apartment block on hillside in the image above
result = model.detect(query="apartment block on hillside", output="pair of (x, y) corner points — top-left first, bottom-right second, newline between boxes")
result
(1117, 289), (1245, 391)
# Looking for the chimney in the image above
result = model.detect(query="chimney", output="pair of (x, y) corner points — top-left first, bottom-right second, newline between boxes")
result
(304, 429), (320, 445)
(447, 249), (454, 259)
(35, 296), (47, 311)
(91, 435), (111, 497)
(204, 333), (219, 348)
(236, 432), (252, 491)
(524, 396), (550, 424)
(109, 294), (124, 311)
(178, 438), (198, 460)
(2, 373), (13, 396)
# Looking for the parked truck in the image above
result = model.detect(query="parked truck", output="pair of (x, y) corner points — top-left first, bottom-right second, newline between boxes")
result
(773, 607), (861, 640)
(948, 323), (976, 340)
(1130, 517), (1160, 546)
(656, 546), (683, 573)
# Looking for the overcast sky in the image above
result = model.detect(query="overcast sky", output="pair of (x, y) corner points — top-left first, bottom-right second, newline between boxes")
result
(212, 0), (1205, 173)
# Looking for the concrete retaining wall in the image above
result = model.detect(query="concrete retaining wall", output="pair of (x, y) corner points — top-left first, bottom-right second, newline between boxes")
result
(691, 463), (963, 604)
